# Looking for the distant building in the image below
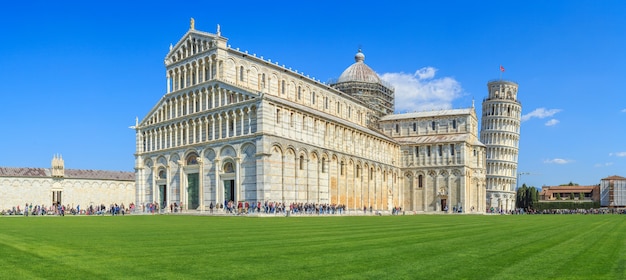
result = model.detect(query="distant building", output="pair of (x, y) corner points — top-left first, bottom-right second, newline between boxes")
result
(539, 185), (600, 202)
(600, 175), (626, 208)
(0, 155), (135, 211)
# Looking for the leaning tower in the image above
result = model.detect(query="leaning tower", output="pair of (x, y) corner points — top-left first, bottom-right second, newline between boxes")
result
(480, 80), (522, 212)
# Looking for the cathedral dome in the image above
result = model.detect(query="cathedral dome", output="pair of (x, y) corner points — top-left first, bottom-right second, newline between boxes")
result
(336, 49), (381, 84)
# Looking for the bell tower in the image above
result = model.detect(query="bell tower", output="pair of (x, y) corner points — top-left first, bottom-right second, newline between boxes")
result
(480, 80), (522, 212)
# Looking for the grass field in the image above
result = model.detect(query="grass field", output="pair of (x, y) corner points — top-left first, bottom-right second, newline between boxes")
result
(0, 214), (624, 279)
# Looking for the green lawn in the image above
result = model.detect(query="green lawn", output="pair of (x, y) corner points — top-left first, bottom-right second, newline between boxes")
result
(0, 214), (624, 279)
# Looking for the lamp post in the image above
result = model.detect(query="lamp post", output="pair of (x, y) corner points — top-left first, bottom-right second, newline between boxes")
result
(517, 172), (530, 190)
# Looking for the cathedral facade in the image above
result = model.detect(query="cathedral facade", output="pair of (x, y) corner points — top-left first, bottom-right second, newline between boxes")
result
(134, 21), (520, 213)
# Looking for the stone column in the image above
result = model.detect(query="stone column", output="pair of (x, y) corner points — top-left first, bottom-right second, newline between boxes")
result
(198, 158), (204, 211)
(235, 157), (241, 204)
(447, 173), (451, 213)
(247, 108), (252, 134)
(239, 110), (244, 136)
(178, 160), (185, 210)
(214, 159), (221, 209)
(191, 120), (196, 144)
(218, 114), (222, 139)
(217, 87), (222, 107)
(151, 164), (157, 205)
(166, 72), (171, 94)
(166, 164), (171, 212)
(317, 159), (321, 205)
(199, 61), (204, 83)
(185, 96), (190, 115)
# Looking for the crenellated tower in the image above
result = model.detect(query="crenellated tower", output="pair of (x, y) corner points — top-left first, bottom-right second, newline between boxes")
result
(480, 80), (522, 212)
(51, 154), (65, 178)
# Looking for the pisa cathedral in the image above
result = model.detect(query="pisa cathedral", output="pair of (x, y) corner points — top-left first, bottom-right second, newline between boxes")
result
(133, 20), (522, 213)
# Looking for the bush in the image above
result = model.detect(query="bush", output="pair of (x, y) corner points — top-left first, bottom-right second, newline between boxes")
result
(534, 201), (600, 211)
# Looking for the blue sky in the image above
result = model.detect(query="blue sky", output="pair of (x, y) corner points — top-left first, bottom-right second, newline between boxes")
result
(1, 0), (624, 189)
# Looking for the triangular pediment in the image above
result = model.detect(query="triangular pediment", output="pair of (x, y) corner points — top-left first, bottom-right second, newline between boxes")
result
(164, 28), (227, 65)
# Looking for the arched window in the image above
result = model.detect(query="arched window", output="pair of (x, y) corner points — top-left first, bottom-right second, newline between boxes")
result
(312, 92), (316, 104)
(418, 175), (423, 188)
(261, 73), (266, 88)
(297, 86), (301, 100)
(239, 66), (244, 81)
(158, 169), (166, 179)
(281, 80), (286, 95)
(299, 155), (305, 170)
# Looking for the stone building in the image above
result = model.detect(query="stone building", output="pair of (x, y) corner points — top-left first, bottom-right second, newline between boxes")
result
(539, 185), (600, 202)
(0, 155), (135, 211)
(600, 175), (626, 208)
(133, 20), (516, 213)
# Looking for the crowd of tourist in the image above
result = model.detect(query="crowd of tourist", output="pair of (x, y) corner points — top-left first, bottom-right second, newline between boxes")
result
(205, 201), (349, 215)
(0, 202), (136, 216)
(488, 207), (626, 215)
(4, 202), (625, 216)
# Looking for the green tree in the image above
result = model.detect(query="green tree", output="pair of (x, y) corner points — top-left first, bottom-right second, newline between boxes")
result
(579, 192), (585, 200)
(516, 185), (539, 210)
(516, 185), (527, 208)
(569, 192), (575, 200)
(555, 193), (561, 200)
(530, 187), (538, 207)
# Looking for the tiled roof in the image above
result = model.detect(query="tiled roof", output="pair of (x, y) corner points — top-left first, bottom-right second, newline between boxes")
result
(65, 169), (135, 181)
(0, 167), (50, 177)
(601, 175), (626, 180)
(0, 167), (134, 181)
(394, 134), (469, 144)
(379, 108), (474, 121)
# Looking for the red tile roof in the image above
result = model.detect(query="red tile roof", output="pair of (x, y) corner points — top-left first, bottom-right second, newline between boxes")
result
(0, 167), (134, 181)
(602, 175), (626, 180)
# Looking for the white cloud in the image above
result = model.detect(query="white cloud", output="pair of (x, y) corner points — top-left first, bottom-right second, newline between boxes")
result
(621, 109), (626, 113)
(595, 162), (614, 167)
(544, 119), (560, 126)
(415, 67), (436, 80)
(521, 108), (562, 122)
(609, 152), (626, 157)
(544, 158), (572, 164)
(381, 67), (462, 113)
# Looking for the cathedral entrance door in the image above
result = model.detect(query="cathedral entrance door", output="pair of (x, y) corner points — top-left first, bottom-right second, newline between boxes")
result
(159, 185), (167, 209)
(187, 173), (199, 210)
(441, 199), (447, 211)
(224, 180), (235, 204)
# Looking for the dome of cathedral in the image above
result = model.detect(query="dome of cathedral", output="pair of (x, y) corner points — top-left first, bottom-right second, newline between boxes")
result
(336, 49), (382, 84)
